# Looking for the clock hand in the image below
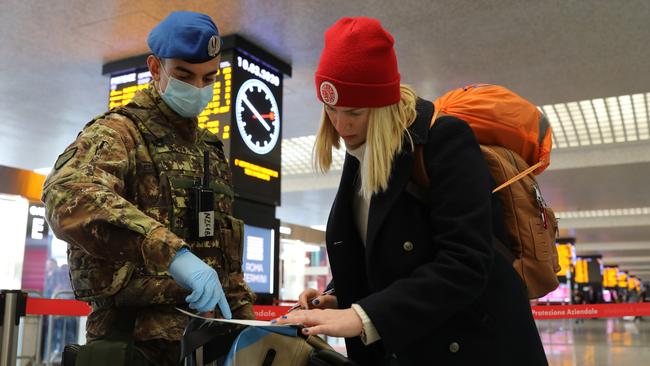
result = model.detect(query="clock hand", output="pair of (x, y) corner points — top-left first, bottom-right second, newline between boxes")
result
(254, 113), (275, 120)
(242, 96), (271, 131)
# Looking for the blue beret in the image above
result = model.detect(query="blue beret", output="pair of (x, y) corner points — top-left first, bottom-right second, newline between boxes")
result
(148, 11), (222, 63)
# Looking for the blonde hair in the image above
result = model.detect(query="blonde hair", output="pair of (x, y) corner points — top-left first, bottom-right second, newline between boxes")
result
(314, 85), (418, 199)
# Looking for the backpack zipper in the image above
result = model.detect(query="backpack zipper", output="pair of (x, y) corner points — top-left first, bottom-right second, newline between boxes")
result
(533, 184), (549, 230)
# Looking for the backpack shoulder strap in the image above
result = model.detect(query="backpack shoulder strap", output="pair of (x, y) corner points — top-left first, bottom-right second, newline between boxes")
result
(412, 108), (445, 190)
(492, 159), (546, 193)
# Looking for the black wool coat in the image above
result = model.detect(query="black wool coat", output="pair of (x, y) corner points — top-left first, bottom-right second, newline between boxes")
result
(325, 99), (548, 366)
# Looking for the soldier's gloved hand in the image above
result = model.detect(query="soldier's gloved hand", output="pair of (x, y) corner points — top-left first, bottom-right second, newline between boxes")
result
(168, 248), (232, 319)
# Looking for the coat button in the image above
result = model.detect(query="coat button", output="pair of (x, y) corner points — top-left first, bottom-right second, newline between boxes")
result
(403, 241), (414, 251)
(449, 342), (460, 353)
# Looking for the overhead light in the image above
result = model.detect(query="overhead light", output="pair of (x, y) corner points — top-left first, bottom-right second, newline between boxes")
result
(33, 167), (52, 176)
(556, 207), (650, 219)
(542, 92), (650, 149)
(279, 226), (292, 235)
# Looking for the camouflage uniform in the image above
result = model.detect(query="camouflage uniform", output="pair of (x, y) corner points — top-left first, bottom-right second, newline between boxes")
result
(43, 85), (255, 364)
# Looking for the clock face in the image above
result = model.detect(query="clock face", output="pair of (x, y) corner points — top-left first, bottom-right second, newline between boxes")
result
(235, 78), (280, 155)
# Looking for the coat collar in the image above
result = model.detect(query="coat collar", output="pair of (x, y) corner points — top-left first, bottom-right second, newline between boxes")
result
(330, 97), (435, 258)
(329, 154), (361, 236)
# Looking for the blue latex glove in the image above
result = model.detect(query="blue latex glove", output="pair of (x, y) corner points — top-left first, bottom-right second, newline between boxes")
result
(168, 248), (232, 318)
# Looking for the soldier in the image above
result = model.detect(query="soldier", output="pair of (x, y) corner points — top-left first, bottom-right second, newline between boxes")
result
(42, 11), (255, 365)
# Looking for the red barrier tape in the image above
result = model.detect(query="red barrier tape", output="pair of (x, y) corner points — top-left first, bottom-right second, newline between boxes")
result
(26, 298), (91, 317)
(24, 298), (293, 320)
(253, 305), (292, 320)
(531, 303), (650, 319)
(25, 298), (650, 320)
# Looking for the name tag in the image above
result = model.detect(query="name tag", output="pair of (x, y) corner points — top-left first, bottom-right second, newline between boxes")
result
(198, 210), (215, 238)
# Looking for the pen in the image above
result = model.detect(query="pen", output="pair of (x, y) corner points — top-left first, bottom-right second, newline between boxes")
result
(287, 288), (336, 312)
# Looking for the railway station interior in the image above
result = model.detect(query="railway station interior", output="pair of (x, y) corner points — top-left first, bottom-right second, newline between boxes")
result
(1, 1), (649, 365)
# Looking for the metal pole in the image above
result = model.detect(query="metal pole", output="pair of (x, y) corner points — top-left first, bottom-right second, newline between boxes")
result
(35, 314), (43, 365)
(22, 290), (43, 365)
(1, 290), (26, 366)
(45, 315), (54, 366)
(45, 290), (75, 366)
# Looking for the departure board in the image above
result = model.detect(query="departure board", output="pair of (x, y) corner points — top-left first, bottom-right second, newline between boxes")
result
(109, 70), (151, 109)
(228, 49), (283, 206)
(108, 51), (235, 153)
(555, 243), (575, 278)
(603, 266), (619, 288)
(574, 258), (589, 284)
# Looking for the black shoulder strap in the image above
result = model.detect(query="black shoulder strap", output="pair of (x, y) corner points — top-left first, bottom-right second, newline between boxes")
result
(414, 97), (435, 131)
(411, 98), (435, 185)
(407, 98), (436, 204)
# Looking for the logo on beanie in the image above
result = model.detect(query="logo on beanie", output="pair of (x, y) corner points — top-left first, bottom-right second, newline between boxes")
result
(208, 36), (221, 57)
(320, 81), (338, 105)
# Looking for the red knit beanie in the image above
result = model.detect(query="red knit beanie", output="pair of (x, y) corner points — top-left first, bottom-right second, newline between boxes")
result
(315, 17), (401, 108)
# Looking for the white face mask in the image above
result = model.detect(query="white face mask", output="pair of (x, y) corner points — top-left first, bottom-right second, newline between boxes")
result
(158, 62), (214, 118)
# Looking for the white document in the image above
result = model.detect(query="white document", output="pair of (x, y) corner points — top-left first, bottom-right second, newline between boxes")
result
(176, 308), (297, 327)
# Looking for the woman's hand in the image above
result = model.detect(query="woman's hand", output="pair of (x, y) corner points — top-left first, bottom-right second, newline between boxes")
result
(273, 308), (362, 338)
(297, 288), (338, 310)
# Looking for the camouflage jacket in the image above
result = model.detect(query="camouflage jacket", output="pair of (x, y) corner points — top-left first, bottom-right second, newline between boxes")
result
(42, 85), (255, 342)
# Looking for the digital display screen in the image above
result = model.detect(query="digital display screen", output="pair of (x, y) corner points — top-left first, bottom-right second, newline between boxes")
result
(242, 224), (275, 294)
(229, 50), (282, 206)
(574, 258), (589, 284)
(108, 51), (235, 155)
(603, 266), (619, 288)
(109, 70), (151, 109)
(555, 243), (575, 277)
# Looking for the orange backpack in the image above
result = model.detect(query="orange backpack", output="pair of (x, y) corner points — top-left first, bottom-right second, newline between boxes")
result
(434, 84), (552, 175)
(414, 84), (560, 299)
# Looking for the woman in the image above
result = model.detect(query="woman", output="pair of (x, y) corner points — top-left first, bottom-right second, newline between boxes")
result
(275, 17), (548, 366)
